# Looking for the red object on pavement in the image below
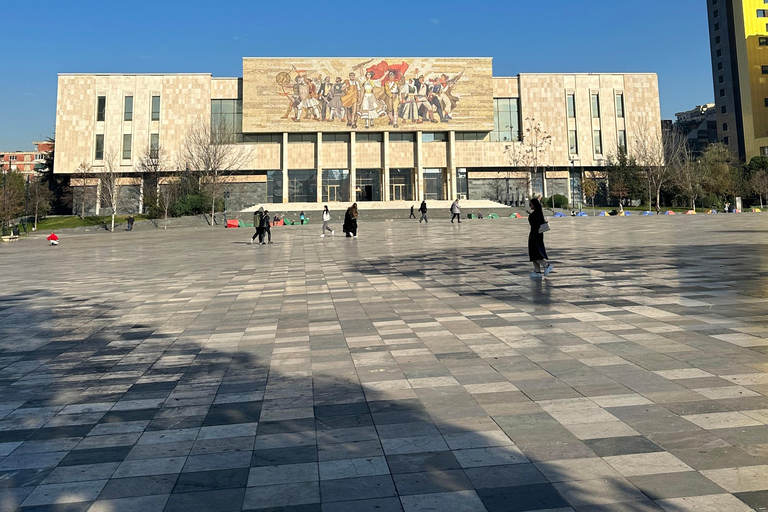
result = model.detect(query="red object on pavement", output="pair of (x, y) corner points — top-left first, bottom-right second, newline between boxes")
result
(47, 233), (59, 241)
(226, 220), (239, 228)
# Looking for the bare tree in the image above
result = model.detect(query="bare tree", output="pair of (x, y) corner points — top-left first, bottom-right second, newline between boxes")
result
(521, 118), (552, 197)
(180, 115), (250, 226)
(504, 141), (531, 203)
(135, 142), (171, 222)
(751, 169), (768, 209)
(99, 152), (121, 232)
(157, 177), (180, 229)
(29, 176), (54, 230)
(73, 161), (93, 218)
(634, 122), (688, 210)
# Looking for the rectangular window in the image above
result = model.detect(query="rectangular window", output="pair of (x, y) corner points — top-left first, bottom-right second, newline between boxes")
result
(717, 62), (723, 70)
(715, 35), (721, 44)
(422, 132), (447, 143)
(95, 134), (104, 160)
(9, 155), (17, 161)
(390, 133), (415, 142)
(714, 22), (720, 30)
(762, 146), (768, 156)
(717, 48), (722, 57)
(568, 130), (578, 155)
(758, 9), (768, 17)
(720, 89), (726, 97)
(723, 136), (729, 144)
(356, 133), (382, 142)
(713, 10), (718, 17)
(722, 105), (727, 113)
(151, 96), (160, 121)
(97, 96), (106, 122)
(718, 75), (725, 84)
(491, 98), (520, 142)
(150, 134), (159, 159)
(615, 93), (625, 118)
(243, 133), (282, 143)
(566, 94), (576, 118)
(210, 99), (243, 142)
(124, 96), (133, 121)
(618, 130), (627, 151)
(762, 66), (768, 74)
(761, 37), (768, 45)
(287, 133), (317, 143)
(723, 123), (728, 131)
(321, 133), (351, 143)
(593, 130), (603, 155)
(122, 134), (132, 160)
(591, 94), (600, 118)
(455, 132), (487, 141)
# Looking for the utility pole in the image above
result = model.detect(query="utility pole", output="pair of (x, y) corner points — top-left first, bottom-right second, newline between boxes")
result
(23, 175), (29, 232)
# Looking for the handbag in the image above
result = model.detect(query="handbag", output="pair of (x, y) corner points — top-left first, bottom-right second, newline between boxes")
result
(539, 222), (550, 234)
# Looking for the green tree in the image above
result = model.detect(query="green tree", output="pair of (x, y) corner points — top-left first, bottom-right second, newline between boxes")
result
(751, 169), (768, 209)
(606, 148), (643, 208)
(1, 170), (25, 235)
(38, 138), (72, 214)
(582, 177), (599, 214)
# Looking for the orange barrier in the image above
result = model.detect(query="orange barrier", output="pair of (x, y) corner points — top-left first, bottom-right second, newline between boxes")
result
(226, 219), (239, 228)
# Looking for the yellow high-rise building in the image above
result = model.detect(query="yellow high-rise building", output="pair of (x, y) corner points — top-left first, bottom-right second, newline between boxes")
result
(709, 0), (768, 160)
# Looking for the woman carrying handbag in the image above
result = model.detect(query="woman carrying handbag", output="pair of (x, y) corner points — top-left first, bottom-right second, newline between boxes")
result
(528, 197), (553, 278)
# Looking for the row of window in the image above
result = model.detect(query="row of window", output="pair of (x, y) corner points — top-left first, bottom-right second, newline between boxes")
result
(94, 133), (159, 161)
(567, 129), (626, 157)
(96, 95), (161, 122)
(242, 132), (449, 144)
(566, 93), (624, 120)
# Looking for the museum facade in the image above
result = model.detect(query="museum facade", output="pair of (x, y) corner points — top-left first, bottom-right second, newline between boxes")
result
(54, 57), (661, 212)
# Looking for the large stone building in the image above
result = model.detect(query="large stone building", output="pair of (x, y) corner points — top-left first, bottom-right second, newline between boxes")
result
(54, 57), (660, 213)
(707, 0), (768, 161)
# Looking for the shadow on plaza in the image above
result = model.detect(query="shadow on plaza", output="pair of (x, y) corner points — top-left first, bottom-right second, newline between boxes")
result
(0, 282), (703, 511)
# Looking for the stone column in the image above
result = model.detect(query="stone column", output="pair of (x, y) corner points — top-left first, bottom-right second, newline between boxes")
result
(415, 131), (423, 201)
(448, 131), (457, 201)
(383, 132), (390, 201)
(281, 132), (289, 203)
(349, 132), (356, 202)
(316, 132), (323, 203)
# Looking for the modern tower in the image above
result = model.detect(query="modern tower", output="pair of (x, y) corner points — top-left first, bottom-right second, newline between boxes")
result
(708, 0), (768, 161)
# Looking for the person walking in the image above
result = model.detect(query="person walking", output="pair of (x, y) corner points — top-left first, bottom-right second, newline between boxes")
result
(343, 203), (358, 237)
(321, 205), (335, 237)
(409, 205), (416, 219)
(528, 197), (553, 278)
(300, 211), (306, 225)
(251, 207), (264, 244)
(127, 215), (135, 231)
(259, 209), (273, 244)
(419, 200), (428, 223)
(450, 198), (461, 223)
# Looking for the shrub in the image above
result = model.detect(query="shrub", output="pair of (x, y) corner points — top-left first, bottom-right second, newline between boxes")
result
(545, 194), (569, 209)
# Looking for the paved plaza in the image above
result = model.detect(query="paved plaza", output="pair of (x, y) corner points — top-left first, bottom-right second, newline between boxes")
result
(1, 214), (768, 512)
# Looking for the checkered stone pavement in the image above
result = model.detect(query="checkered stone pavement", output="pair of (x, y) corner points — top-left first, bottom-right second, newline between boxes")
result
(0, 213), (767, 512)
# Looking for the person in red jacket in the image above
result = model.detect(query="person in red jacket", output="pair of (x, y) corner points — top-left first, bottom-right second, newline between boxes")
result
(47, 233), (59, 245)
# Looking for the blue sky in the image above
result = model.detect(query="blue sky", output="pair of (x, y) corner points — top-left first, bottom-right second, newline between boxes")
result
(0, 0), (711, 150)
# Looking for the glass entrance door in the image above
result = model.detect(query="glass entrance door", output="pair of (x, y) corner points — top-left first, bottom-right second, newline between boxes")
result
(327, 184), (341, 202)
(391, 184), (407, 201)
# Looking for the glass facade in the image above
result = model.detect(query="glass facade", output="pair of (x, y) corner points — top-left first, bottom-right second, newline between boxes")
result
(567, 94), (576, 118)
(211, 99), (243, 142)
(322, 169), (350, 202)
(593, 130), (603, 155)
(618, 130), (627, 152)
(356, 169), (381, 201)
(615, 93), (625, 118)
(150, 134), (160, 159)
(267, 171), (283, 203)
(456, 168), (468, 199)
(389, 169), (413, 201)
(95, 134), (104, 160)
(568, 130), (578, 155)
(491, 98), (520, 142)
(423, 169), (445, 200)
(288, 170), (317, 202)
(591, 94), (600, 118)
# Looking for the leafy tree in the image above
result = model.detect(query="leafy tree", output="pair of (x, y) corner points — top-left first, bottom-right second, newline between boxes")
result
(0, 170), (25, 235)
(751, 170), (768, 209)
(29, 176), (54, 230)
(38, 138), (72, 214)
(582, 177), (599, 214)
(606, 149), (643, 208)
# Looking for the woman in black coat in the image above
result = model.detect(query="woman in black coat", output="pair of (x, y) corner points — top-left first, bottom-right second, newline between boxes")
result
(343, 203), (358, 237)
(528, 197), (553, 277)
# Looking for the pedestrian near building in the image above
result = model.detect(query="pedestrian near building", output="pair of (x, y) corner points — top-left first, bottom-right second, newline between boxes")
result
(259, 209), (272, 244)
(419, 200), (428, 223)
(300, 211), (306, 225)
(343, 203), (358, 237)
(321, 205), (335, 237)
(127, 215), (135, 231)
(450, 198), (461, 223)
(528, 197), (553, 278)
(251, 207), (264, 244)
(409, 205), (416, 219)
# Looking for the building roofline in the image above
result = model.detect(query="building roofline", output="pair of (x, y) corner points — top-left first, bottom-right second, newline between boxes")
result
(516, 72), (658, 76)
(57, 73), (214, 77)
(242, 56), (494, 59)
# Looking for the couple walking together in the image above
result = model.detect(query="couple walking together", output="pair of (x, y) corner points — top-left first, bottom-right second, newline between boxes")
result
(320, 203), (358, 238)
